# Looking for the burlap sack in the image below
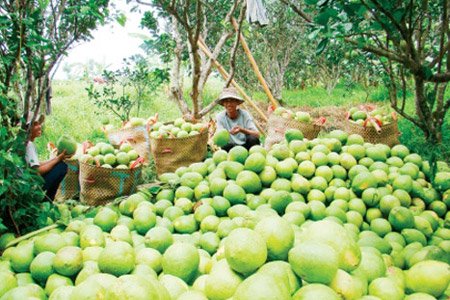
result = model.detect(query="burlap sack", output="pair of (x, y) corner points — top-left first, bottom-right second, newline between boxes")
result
(150, 130), (209, 176)
(105, 125), (151, 165)
(264, 114), (324, 150)
(55, 159), (80, 201)
(342, 120), (400, 147)
(79, 160), (143, 206)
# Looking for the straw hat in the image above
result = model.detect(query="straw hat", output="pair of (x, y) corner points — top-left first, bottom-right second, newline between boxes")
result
(27, 114), (45, 127)
(217, 87), (245, 106)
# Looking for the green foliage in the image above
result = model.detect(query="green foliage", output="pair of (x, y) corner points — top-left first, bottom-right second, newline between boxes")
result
(287, 0), (449, 144)
(87, 55), (169, 122)
(0, 0), (111, 234)
(87, 70), (135, 123)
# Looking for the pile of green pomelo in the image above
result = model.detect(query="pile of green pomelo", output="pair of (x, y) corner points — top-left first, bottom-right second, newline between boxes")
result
(1, 128), (449, 300)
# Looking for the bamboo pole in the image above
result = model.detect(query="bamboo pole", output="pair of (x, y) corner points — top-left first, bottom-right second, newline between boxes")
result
(231, 17), (279, 108)
(198, 38), (268, 130)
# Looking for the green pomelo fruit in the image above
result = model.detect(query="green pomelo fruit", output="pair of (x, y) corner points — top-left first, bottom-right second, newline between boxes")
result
(388, 206), (415, 231)
(352, 247), (386, 282)
(288, 241), (339, 284)
(162, 242), (199, 284)
(0, 272), (18, 298)
(223, 183), (246, 205)
(358, 235), (392, 254)
(352, 172), (378, 195)
(159, 274), (189, 300)
(347, 134), (364, 145)
(405, 260), (450, 297)
(368, 277), (405, 300)
(233, 272), (290, 300)
(236, 170), (262, 194)
(69, 279), (105, 300)
(244, 152), (266, 173)
(48, 286), (75, 300)
(93, 207), (118, 232)
(10, 242), (34, 273)
(329, 269), (365, 300)
(80, 225), (106, 249)
(329, 130), (348, 144)
(404, 293), (438, 300)
(259, 166), (277, 187)
(269, 190), (293, 214)
(223, 161), (244, 180)
(97, 241), (135, 277)
(228, 146), (249, 164)
(52, 246), (83, 277)
(105, 274), (169, 300)
(173, 215), (198, 234)
(45, 273), (74, 296)
(144, 226), (173, 253)
(74, 261), (100, 285)
(434, 172), (450, 191)
(285, 129), (303, 143)
(133, 208), (157, 235)
(292, 283), (340, 300)
(258, 261), (301, 295)
(224, 228), (267, 275)
(213, 129), (230, 147)
(370, 218), (392, 237)
(30, 251), (55, 283)
(180, 172), (203, 189)
(33, 233), (67, 255)
(135, 247), (162, 273)
(272, 144), (290, 161)
(254, 216), (294, 261)
(298, 220), (361, 272)
(2, 284), (47, 300)
(204, 259), (243, 300)
(56, 134), (77, 155)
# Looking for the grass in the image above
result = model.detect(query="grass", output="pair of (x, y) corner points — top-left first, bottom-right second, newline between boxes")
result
(35, 79), (449, 164)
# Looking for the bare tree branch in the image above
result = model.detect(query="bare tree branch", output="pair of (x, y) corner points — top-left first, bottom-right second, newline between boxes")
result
(225, 3), (247, 88)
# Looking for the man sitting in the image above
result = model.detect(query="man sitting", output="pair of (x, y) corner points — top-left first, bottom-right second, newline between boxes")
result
(25, 115), (69, 201)
(215, 87), (260, 151)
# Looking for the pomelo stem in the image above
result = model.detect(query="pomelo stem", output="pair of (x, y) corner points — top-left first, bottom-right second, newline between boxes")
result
(4, 223), (64, 249)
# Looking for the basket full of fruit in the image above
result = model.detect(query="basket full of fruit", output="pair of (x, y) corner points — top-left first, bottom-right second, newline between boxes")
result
(149, 117), (210, 175)
(101, 114), (158, 165)
(343, 105), (400, 147)
(78, 141), (144, 206)
(265, 105), (326, 150)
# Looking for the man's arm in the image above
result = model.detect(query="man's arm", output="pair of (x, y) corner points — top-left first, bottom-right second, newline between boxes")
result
(33, 151), (66, 176)
(230, 126), (260, 139)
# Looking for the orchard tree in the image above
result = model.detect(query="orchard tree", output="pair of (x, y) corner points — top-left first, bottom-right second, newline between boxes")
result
(280, 0), (449, 144)
(233, 1), (308, 103)
(134, 0), (245, 119)
(0, 0), (111, 234)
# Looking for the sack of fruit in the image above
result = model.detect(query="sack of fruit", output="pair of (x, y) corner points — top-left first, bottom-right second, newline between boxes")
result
(102, 115), (158, 165)
(47, 138), (86, 201)
(79, 156), (144, 206)
(265, 106), (326, 150)
(149, 119), (210, 175)
(343, 105), (400, 147)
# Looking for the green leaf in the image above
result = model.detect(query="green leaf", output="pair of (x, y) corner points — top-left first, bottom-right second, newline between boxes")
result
(316, 38), (329, 55)
(305, 0), (319, 5)
(115, 13), (127, 27)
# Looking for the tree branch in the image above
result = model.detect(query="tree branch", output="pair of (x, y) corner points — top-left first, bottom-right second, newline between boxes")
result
(225, 3), (246, 88)
(279, 0), (313, 23)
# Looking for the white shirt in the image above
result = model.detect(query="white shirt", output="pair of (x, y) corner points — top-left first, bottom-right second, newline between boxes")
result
(216, 109), (258, 145)
(26, 141), (40, 167)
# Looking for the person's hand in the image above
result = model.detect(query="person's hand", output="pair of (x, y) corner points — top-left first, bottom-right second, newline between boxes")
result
(230, 126), (242, 135)
(56, 150), (68, 161)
